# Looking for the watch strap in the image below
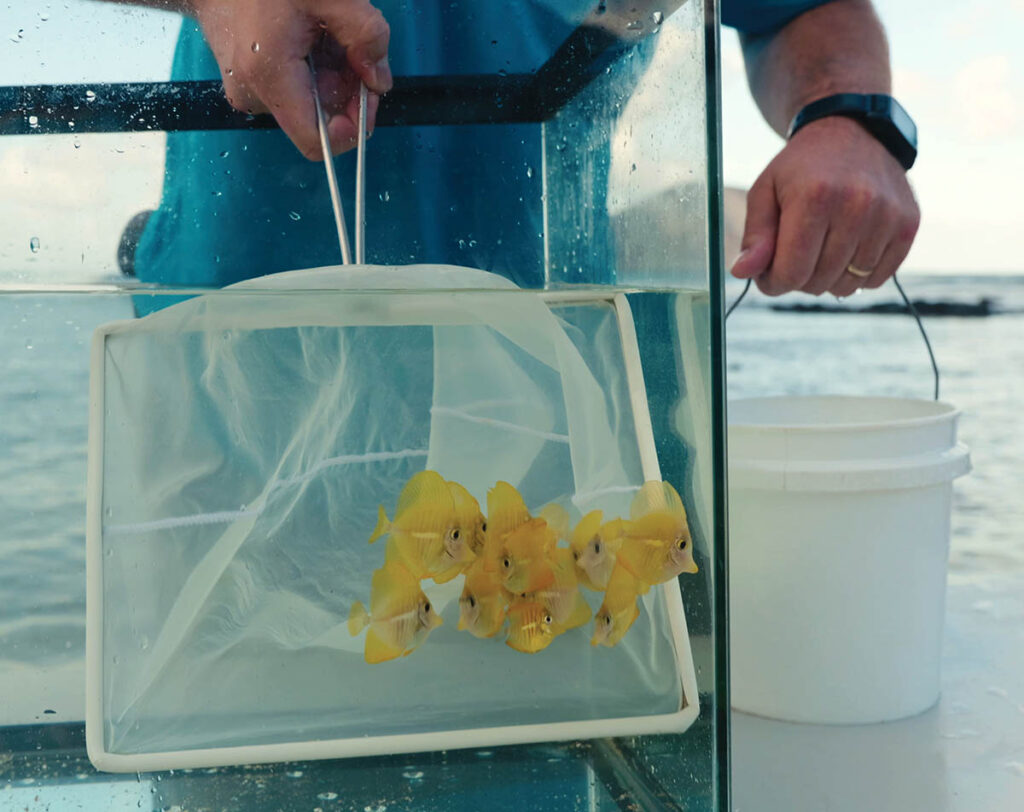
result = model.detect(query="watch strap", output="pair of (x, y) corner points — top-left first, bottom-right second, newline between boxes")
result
(787, 93), (918, 171)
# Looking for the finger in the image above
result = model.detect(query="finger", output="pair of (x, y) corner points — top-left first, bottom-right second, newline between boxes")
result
(319, 2), (393, 94)
(731, 173), (779, 279)
(326, 91), (380, 154)
(757, 193), (829, 296)
(801, 225), (856, 296)
(253, 56), (327, 160)
(865, 235), (915, 291)
(805, 202), (886, 296)
(863, 208), (919, 289)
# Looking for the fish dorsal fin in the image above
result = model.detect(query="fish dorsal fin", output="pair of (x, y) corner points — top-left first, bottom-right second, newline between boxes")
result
(630, 480), (685, 520)
(628, 512), (682, 541)
(396, 470), (453, 520)
(364, 628), (404, 664)
(538, 503), (570, 541)
(487, 481), (532, 538)
(564, 591), (592, 631)
(369, 559), (420, 618)
(570, 510), (604, 552)
(448, 480), (482, 521)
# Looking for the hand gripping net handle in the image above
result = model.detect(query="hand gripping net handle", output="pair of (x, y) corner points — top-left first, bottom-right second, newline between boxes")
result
(308, 58), (368, 265)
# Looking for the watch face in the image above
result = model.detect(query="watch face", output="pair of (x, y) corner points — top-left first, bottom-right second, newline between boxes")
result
(888, 98), (918, 147)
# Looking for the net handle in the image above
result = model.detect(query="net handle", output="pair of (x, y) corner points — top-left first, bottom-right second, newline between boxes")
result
(308, 58), (368, 266)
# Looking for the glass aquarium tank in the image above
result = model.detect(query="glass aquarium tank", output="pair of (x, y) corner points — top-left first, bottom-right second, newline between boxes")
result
(0, 0), (729, 809)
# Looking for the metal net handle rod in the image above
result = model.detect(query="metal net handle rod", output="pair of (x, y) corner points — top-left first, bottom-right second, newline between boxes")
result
(308, 57), (355, 265)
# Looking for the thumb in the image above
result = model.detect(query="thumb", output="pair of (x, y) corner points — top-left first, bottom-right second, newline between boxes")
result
(731, 174), (779, 279)
(320, 2), (393, 94)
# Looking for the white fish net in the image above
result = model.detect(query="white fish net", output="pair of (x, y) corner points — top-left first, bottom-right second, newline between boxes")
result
(93, 265), (682, 756)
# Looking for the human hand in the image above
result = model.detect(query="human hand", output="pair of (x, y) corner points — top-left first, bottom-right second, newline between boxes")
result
(191, 0), (392, 160)
(730, 116), (920, 297)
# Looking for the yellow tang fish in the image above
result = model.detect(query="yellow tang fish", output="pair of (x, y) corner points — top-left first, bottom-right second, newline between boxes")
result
(458, 556), (511, 639)
(500, 517), (557, 594)
(505, 599), (557, 654)
(570, 510), (624, 592)
(448, 481), (487, 556)
(369, 470), (474, 580)
(521, 547), (591, 630)
(348, 559), (443, 664)
(591, 564), (643, 648)
(615, 481), (697, 587)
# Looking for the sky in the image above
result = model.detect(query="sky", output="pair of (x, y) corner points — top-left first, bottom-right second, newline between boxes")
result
(1, 0), (1022, 280)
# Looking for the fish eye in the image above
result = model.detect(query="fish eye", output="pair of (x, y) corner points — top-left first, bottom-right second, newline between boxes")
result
(572, 551), (579, 561)
(502, 558), (511, 569)
(423, 601), (431, 613)
(544, 615), (553, 624)
(469, 595), (476, 608)
(594, 541), (601, 554)
(481, 521), (487, 532)
(453, 529), (460, 540)
(677, 538), (687, 550)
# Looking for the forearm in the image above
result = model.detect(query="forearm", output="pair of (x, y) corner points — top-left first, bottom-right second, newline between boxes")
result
(740, 0), (890, 136)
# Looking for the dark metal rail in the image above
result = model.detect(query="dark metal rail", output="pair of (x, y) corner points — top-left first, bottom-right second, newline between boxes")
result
(0, 15), (646, 134)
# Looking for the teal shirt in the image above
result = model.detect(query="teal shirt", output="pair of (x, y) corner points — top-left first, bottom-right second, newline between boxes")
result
(135, 2), (585, 295)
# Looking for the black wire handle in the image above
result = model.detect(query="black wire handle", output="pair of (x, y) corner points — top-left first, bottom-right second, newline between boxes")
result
(725, 273), (941, 401)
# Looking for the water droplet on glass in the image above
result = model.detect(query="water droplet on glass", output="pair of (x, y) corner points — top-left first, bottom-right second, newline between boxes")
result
(28, 115), (39, 129)
(379, 190), (390, 202)
(525, 165), (534, 179)
(288, 211), (301, 221)
(85, 89), (96, 102)
(596, 1), (607, 14)
(24, 339), (33, 350)
(652, 11), (664, 26)
(40, 13), (50, 22)
(626, 19), (643, 31)
(251, 41), (260, 53)
(112, 656), (120, 665)
(9, 29), (24, 43)
(317, 792), (339, 801)
(497, 68), (508, 77)
(402, 770), (424, 780)
(285, 770), (303, 778)
(219, 150), (229, 158)
(140, 635), (150, 651)
(29, 236), (40, 253)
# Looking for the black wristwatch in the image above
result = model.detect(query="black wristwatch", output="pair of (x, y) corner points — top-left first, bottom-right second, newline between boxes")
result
(787, 93), (918, 171)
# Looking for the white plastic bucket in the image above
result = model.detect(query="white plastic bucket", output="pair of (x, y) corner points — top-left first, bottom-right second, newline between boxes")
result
(728, 396), (971, 724)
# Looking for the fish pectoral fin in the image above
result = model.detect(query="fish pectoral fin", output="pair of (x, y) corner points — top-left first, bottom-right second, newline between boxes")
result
(347, 601), (370, 636)
(368, 505), (391, 544)
(364, 629), (404, 665)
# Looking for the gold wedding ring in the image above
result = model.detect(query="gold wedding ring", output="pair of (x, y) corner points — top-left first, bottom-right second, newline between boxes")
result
(846, 265), (872, 278)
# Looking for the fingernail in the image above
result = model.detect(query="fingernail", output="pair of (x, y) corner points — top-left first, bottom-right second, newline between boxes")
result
(730, 248), (750, 270)
(374, 56), (392, 91)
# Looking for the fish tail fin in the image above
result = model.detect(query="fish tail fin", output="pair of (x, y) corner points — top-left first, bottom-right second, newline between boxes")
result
(348, 601), (370, 636)
(368, 505), (390, 544)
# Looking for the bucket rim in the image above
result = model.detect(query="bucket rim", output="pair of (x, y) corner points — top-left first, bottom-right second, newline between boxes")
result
(727, 395), (961, 433)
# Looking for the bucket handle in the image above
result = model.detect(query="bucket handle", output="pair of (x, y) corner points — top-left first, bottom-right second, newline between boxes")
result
(725, 273), (940, 401)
